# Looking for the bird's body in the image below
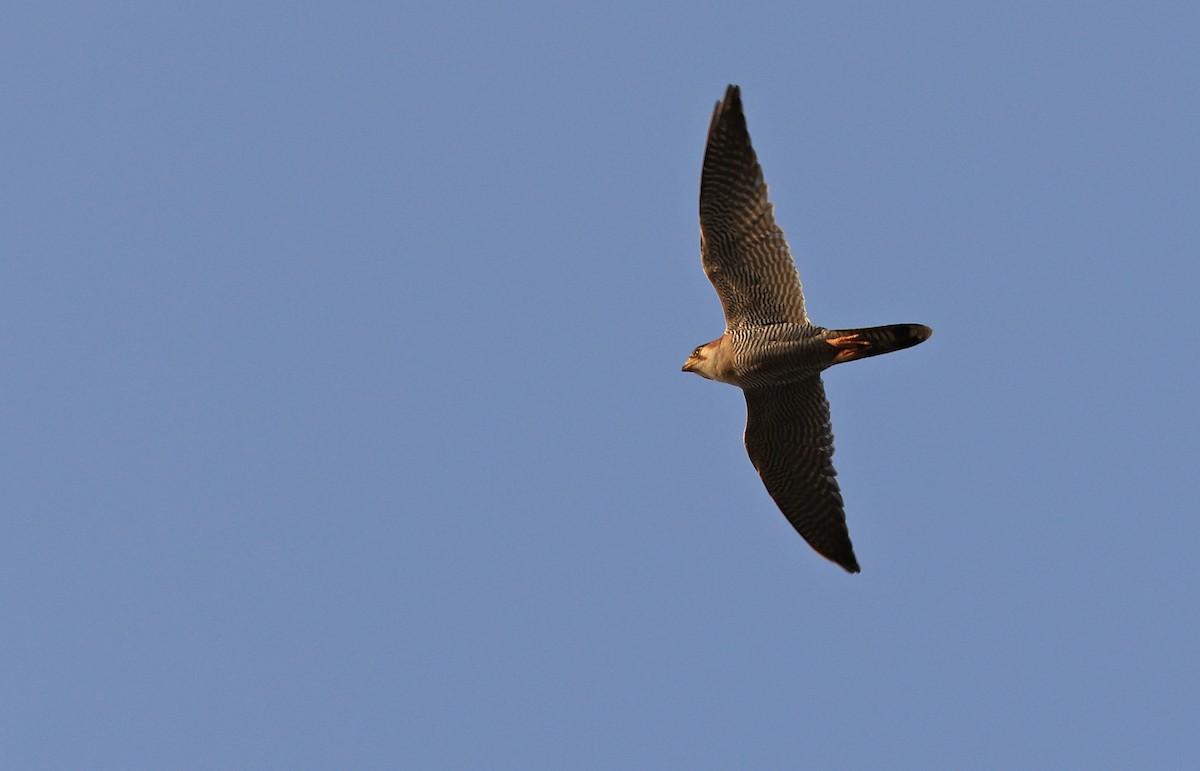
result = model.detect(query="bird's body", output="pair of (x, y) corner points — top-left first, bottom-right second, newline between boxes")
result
(683, 85), (931, 573)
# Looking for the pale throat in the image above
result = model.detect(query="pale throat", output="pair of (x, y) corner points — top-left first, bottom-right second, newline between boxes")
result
(700, 333), (742, 386)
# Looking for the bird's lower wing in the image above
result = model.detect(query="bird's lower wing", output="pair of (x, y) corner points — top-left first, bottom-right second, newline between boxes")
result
(743, 377), (860, 573)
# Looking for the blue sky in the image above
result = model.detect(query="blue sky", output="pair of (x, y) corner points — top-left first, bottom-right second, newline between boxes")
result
(3, 1), (1198, 768)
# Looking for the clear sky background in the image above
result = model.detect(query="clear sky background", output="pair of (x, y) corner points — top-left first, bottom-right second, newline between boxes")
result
(3, 2), (1198, 768)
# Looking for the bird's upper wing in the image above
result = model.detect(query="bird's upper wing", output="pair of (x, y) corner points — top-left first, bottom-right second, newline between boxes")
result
(700, 85), (809, 331)
(743, 377), (859, 573)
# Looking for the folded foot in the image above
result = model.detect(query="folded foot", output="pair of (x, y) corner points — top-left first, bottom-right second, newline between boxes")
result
(826, 333), (872, 363)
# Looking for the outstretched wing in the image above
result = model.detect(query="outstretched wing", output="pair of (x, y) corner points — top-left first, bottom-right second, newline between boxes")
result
(743, 377), (860, 573)
(700, 85), (809, 331)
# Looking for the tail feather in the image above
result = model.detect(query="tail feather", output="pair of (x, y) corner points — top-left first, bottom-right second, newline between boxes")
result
(827, 324), (931, 363)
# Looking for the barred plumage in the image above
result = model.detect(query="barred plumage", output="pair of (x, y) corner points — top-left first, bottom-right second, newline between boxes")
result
(699, 86), (809, 330)
(682, 85), (931, 573)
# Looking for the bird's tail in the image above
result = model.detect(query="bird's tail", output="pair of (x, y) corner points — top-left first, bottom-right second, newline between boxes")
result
(825, 324), (932, 364)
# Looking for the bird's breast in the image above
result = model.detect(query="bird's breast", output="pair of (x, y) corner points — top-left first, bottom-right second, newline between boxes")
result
(730, 326), (832, 387)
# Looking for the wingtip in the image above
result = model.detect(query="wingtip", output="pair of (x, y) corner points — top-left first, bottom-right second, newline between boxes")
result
(829, 551), (861, 574)
(718, 84), (741, 113)
(710, 84), (743, 130)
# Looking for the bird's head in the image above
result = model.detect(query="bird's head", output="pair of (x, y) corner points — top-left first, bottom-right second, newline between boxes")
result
(682, 337), (728, 381)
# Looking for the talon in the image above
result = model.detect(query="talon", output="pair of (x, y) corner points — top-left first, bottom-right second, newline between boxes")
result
(826, 334), (872, 362)
(826, 333), (867, 348)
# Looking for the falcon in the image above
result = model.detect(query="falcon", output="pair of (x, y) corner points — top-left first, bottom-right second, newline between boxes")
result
(682, 85), (931, 573)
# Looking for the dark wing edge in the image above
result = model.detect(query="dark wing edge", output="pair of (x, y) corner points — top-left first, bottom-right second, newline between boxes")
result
(700, 84), (809, 330)
(743, 377), (860, 573)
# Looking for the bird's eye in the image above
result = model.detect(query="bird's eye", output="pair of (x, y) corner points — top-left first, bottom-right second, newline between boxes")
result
(691, 347), (702, 358)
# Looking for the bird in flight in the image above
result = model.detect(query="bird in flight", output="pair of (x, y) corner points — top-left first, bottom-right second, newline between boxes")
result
(682, 85), (931, 573)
